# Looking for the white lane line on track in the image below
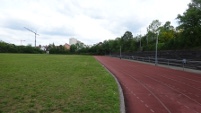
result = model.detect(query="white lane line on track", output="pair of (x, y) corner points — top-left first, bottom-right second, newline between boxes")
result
(170, 97), (174, 101)
(177, 101), (181, 104)
(193, 110), (200, 113)
(160, 75), (201, 91)
(178, 94), (182, 97)
(150, 109), (155, 113)
(145, 104), (149, 108)
(122, 71), (172, 113)
(133, 93), (136, 96)
(144, 75), (201, 106)
(140, 100), (144, 103)
(175, 75), (201, 84)
(184, 105), (190, 109)
(137, 97), (140, 99)
(195, 95), (199, 97)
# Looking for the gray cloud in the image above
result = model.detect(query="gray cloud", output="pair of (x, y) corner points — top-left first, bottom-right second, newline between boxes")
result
(41, 27), (75, 37)
(2, 18), (36, 31)
(0, 0), (191, 45)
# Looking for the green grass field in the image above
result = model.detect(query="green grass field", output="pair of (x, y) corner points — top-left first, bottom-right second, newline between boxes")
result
(0, 54), (119, 113)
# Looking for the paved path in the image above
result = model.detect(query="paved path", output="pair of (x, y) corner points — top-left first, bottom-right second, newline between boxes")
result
(95, 56), (201, 113)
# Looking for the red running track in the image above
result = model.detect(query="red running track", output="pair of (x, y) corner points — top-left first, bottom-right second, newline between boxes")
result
(95, 56), (201, 113)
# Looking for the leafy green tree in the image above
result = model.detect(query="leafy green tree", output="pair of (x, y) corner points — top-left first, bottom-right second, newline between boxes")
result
(112, 37), (121, 53)
(147, 20), (161, 43)
(0, 41), (43, 53)
(70, 44), (77, 53)
(177, 0), (201, 48)
(121, 31), (134, 52)
(143, 20), (162, 50)
(159, 21), (175, 43)
(192, 0), (201, 9)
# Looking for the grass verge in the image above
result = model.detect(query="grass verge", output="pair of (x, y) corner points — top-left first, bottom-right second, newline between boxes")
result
(0, 54), (119, 113)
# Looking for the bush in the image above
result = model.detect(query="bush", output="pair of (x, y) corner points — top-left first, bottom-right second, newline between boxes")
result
(0, 41), (44, 54)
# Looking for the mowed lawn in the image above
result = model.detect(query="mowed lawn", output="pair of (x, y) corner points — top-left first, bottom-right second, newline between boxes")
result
(0, 54), (119, 113)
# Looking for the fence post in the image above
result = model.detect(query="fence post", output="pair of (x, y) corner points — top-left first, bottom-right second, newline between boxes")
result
(182, 59), (186, 71)
(168, 59), (169, 66)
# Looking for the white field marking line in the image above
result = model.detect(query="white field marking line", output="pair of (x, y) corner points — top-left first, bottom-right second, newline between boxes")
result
(170, 97), (174, 101)
(178, 94), (182, 97)
(153, 66), (201, 83)
(133, 93), (136, 96)
(177, 101), (181, 104)
(144, 75), (200, 113)
(129, 90), (146, 106)
(150, 109), (155, 113)
(122, 83), (134, 95)
(168, 96), (199, 113)
(141, 65), (201, 90)
(171, 97), (199, 112)
(145, 75), (201, 106)
(173, 75), (201, 84)
(193, 110), (200, 113)
(117, 69), (172, 113)
(160, 75), (201, 91)
(184, 105), (190, 109)
(145, 104), (149, 108)
(195, 95), (199, 97)
(123, 73), (172, 113)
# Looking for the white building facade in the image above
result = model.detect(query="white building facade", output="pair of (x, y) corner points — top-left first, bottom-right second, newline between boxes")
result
(69, 38), (77, 45)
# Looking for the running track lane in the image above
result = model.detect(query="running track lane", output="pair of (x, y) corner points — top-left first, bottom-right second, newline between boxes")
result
(95, 56), (201, 113)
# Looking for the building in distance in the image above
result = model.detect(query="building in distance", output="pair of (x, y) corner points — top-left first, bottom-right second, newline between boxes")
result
(69, 38), (87, 50)
(64, 43), (70, 50)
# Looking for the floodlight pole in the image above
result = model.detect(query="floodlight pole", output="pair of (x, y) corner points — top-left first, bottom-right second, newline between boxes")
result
(24, 27), (39, 47)
(140, 35), (141, 48)
(140, 30), (142, 48)
(35, 33), (36, 47)
(155, 31), (159, 66)
(120, 45), (122, 59)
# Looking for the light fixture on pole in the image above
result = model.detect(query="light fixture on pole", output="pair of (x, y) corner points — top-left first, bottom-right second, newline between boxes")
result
(20, 40), (25, 45)
(24, 27), (39, 47)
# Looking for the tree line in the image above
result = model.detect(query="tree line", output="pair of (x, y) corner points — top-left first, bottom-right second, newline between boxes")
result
(46, 43), (70, 54)
(1, 0), (201, 55)
(0, 41), (43, 53)
(77, 0), (201, 55)
(0, 41), (72, 54)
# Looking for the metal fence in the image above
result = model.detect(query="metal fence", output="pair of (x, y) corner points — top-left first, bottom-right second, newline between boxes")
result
(111, 55), (201, 71)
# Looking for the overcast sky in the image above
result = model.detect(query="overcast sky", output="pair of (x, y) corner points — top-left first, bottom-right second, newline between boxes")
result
(0, 0), (191, 46)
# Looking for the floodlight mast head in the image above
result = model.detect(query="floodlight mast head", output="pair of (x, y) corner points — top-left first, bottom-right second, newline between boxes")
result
(20, 40), (26, 45)
(24, 27), (39, 47)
